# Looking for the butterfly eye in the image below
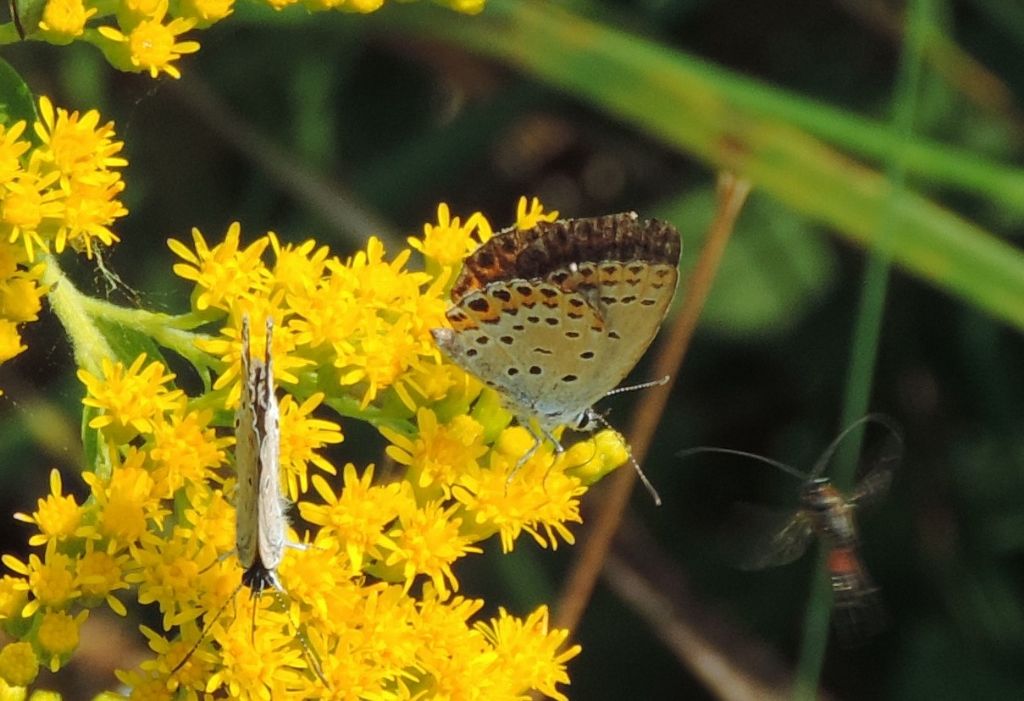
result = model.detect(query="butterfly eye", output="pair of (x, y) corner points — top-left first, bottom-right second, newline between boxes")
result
(572, 412), (592, 431)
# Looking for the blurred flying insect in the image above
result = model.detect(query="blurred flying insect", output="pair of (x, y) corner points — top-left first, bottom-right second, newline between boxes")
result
(680, 413), (903, 644)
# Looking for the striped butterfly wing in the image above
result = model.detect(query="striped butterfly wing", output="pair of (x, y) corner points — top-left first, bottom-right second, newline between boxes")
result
(234, 317), (260, 570)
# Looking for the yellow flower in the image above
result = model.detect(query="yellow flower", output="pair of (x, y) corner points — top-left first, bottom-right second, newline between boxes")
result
(278, 393), (342, 499)
(33, 96), (127, 185)
(37, 609), (89, 672)
(0, 271), (45, 323)
(455, 427), (585, 552)
(476, 606), (581, 701)
(299, 466), (401, 574)
(382, 408), (487, 497)
(38, 0), (96, 41)
(205, 604), (306, 699)
(13, 469), (81, 547)
(81, 449), (165, 545)
(78, 354), (185, 444)
(55, 177), (127, 257)
(0, 123), (30, 185)
(128, 528), (219, 630)
(1, 165), (64, 261)
(0, 321), (25, 364)
(385, 495), (482, 598)
(0, 642), (38, 687)
(0, 576), (28, 622)
(268, 232), (331, 298)
(168, 222), (270, 312)
(515, 194), (559, 229)
(1, 542), (80, 617)
(76, 542), (130, 616)
(98, 16), (200, 80)
(177, 0), (234, 26)
(408, 201), (492, 269)
(149, 409), (229, 497)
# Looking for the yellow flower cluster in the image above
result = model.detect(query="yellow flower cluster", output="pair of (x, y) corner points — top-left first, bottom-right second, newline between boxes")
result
(0, 197), (638, 698)
(0, 95), (126, 373)
(14, 0), (483, 80)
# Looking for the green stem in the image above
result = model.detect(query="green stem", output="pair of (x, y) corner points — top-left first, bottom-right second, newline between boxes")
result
(77, 296), (217, 371)
(793, 1), (930, 697)
(41, 254), (114, 377)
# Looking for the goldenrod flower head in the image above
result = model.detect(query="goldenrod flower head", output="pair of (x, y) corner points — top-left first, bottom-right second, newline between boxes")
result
(0, 97), (128, 268)
(168, 222), (270, 313)
(177, 0), (234, 26)
(37, 609), (88, 672)
(409, 201), (493, 270)
(0, 642), (39, 687)
(78, 354), (185, 444)
(148, 409), (229, 497)
(386, 496), (483, 598)
(515, 195), (559, 229)
(476, 606), (582, 701)
(278, 393), (343, 499)
(34, 96), (128, 186)
(382, 408), (488, 497)
(75, 541), (129, 615)
(1, 165), (64, 261)
(2, 543), (80, 616)
(13, 470), (81, 547)
(0, 576), (28, 623)
(97, 16), (200, 80)
(0, 123), (30, 185)
(116, 0), (168, 27)
(38, 0), (96, 41)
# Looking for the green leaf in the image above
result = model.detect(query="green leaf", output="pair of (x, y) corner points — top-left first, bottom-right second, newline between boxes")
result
(659, 189), (836, 336)
(0, 57), (35, 129)
(81, 404), (110, 478)
(91, 316), (167, 368)
(389, 0), (1024, 334)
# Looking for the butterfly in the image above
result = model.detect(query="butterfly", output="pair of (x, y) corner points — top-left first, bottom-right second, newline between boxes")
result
(432, 212), (681, 502)
(171, 316), (325, 685)
(680, 413), (903, 643)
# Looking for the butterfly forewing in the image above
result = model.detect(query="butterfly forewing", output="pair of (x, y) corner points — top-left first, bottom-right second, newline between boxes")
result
(255, 325), (286, 574)
(235, 318), (261, 571)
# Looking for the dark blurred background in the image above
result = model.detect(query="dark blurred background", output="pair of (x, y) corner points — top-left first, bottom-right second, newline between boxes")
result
(2, 0), (1023, 698)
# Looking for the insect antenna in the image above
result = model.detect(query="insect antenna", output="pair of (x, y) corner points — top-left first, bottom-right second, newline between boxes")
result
(587, 411), (662, 506)
(809, 413), (904, 479)
(604, 374), (670, 397)
(169, 580), (245, 677)
(676, 446), (811, 482)
(267, 582), (329, 688)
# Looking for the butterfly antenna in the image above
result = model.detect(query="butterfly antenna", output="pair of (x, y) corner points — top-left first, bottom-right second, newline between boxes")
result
(169, 580), (244, 677)
(811, 413), (904, 479)
(271, 582), (330, 689)
(590, 412), (662, 506)
(677, 446), (811, 482)
(605, 375), (670, 398)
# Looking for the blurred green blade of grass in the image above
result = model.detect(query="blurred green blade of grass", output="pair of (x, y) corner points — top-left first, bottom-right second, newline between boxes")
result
(385, 0), (1024, 332)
